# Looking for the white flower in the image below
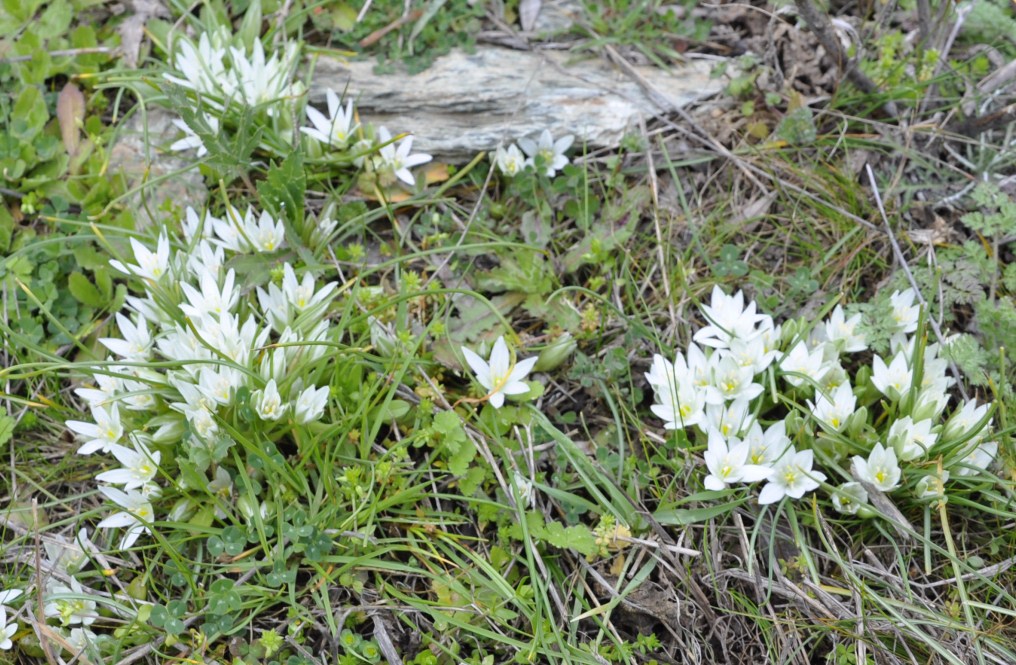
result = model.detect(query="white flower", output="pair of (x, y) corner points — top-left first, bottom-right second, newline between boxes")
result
(180, 269), (239, 321)
(110, 234), (171, 282)
(285, 263), (336, 314)
(0, 606), (16, 651)
(180, 402), (219, 439)
(757, 447), (826, 504)
(65, 627), (98, 656)
(693, 286), (770, 350)
(824, 305), (867, 353)
(852, 443), (901, 492)
(67, 403), (123, 455)
(43, 577), (96, 627)
(779, 342), (829, 388)
(831, 482), (868, 515)
(207, 466), (234, 519)
(211, 207), (285, 253)
(889, 289), (921, 334)
(742, 420), (790, 467)
(494, 143), (526, 177)
(97, 486), (154, 549)
(512, 471), (536, 508)
(518, 129), (573, 177)
(684, 343), (720, 399)
(182, 207), (217, 243)
(95, 437), (161, 491)
(73, 370), (121, 408)
(951, 440), (998, 477)
(164, 30), (229, 98)
(871, 352), (913, 401)
(710, 356), (763, 403)
(912, 386), (950, 422)
(293, 384), (329, 424)
(376, 126), (432, 186)
(252, 210), (287, 253)
(943, 399), (991, 444)
(43, 529), (94, 574)
(809, 382), (856, 432)
(226, 40), (299, 112)
(99, 313), (153, 362)
(253, 379), (288, 421)
(702, 428), (772, 490)
(169, 115), (219, 157)
(301, 89), (358, 148)
(916, 471), (948, 499)
(186, 239), (225, 280)
(727, 334), (778, 375)
(887, 416), (937, 461)
(461, 336), (538, 409)
(646, 354), (705, 429)
(196, 367), (243, 408)
(702, 398), (755, 439)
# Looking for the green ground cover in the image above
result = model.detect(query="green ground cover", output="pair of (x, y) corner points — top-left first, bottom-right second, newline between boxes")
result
(1, 1), (1014, 664)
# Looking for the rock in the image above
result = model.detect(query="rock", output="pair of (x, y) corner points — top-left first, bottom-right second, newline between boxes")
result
(108, 107), (207, 226)
(311, 46), (724, 159)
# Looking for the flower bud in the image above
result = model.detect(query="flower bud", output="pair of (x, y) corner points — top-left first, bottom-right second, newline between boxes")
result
(534, 333), (576, 372)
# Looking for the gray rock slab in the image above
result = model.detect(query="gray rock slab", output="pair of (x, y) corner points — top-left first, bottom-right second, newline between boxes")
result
(311, 46), (723, 159)
(108, 107), (207, 226)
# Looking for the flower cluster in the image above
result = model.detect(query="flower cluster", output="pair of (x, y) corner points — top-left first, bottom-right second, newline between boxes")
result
(647, 287), (997, 510)
(494, 129), (574, 178)
(164, 27), (301, 113)
(67, 205), (337, 551)
(0, 528), (106, 655)
(163, 28), (432, 188)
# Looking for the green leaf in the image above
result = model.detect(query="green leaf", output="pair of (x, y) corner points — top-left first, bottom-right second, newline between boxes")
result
(257, 150), (306, 228)
(542, 520), (597, 556)
(711, 244), (748, 278)
(2, 0), (44, 21)
(446, 434), (475, 476)
(0, 409), (15, 446)
(67, 272), (103, 307)
(0, 204), (13, 253)
(654, 499), (747, 525)
(11, 86), (48, 142)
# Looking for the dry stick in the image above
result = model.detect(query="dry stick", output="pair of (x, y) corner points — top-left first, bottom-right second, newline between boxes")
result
(864, 164), (969, 401)
(915, 0), (932, 46)
(638, 115), (678, 330)
(359, 9), (423, 48)
(793, 0), (898, 119)
(919, 3), (973, 117)
(950, 103), (1016, 139)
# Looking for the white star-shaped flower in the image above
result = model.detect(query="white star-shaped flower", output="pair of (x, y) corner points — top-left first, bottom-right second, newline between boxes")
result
(461, 336), (537, 409)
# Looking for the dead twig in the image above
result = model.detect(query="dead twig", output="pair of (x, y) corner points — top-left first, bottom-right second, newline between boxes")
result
(358, 9), (423, 49)
(792, 0), (898, 119)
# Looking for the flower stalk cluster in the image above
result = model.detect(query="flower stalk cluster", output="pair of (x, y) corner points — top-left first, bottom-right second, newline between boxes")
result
(646, 287), (998, 510)
(67, 205), (338, 552)
(164, 27), (432, 188)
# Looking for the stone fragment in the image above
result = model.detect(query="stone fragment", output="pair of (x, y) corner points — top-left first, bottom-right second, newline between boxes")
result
(311, 46), (724, 159)
(108, 107), (207, 226)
